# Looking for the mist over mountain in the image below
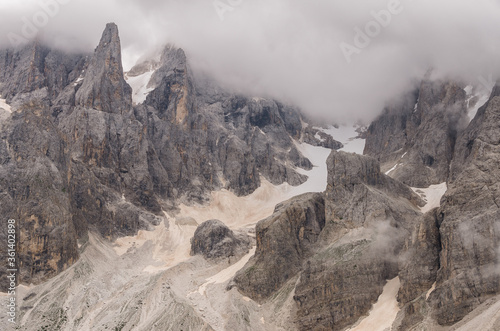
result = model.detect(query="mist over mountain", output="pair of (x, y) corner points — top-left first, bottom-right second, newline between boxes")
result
(1, 0), (500, 122)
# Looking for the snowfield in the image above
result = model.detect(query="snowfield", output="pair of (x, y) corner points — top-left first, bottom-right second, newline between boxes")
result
(316, 125), (366, 154)
(0, 98), (12, 113)
(125, 70), (155, 104)
(347, 277), (401, 331)
(464, 85), (491, 121)
(411, 182), (448, 214)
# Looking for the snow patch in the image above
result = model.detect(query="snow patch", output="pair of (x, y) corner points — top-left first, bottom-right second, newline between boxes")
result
(72, 70), (85, 86)
(73, 76), (84, 86)
(426, 281), (437, 300)
(411, 182), (447, 214)
(0, 98), (12, 113)
(194, 247), (256, 296)
(125, 70), (155, 104)
(316, 125), (365, 154)
(314, 132), (325, 142)
(252, 97), (266, 102)
(292, 142), (331, 194)
(347, 277), (401, 331)
(464, 85), (491, 121)
(385, 163), (400, 176)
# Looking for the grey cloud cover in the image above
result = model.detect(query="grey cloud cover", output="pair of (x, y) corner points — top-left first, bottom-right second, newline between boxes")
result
(1, 0), (500, 123)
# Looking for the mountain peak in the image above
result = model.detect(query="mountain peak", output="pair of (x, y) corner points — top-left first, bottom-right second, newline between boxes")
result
(99, 23), (120, 47)
(75, 23), (132, 113)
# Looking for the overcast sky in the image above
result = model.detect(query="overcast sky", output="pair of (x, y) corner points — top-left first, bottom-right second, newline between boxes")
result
(1, 0), (500, 123)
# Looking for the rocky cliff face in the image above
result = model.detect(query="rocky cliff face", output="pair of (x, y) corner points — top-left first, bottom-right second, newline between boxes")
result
(293, 151), (422, 331)
(364, 77), (468, 187)
(132, 44), (316, 198)
(0, 24), (341, 288)
(0, 42), (86, 102)
(233, 193), (325, 302)
(75, 23), (132, 114)
(0, 101), (78, 286)
(385, 83), (500, 330)
(234, 151), (423, 330)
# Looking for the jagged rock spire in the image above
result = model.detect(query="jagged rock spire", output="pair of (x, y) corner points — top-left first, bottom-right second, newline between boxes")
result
(75, 23), (132, 113)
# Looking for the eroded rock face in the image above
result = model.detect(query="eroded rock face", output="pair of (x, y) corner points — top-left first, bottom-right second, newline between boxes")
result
(190, 219), (251, 260)
(294, 242), (399, 331)
(395, 83), (500, 328)
(325, 150), (424, 231)
(302, 126), (343, 150)
(428, 85), (500, 325)
(0, 100), (78, 288)
(397, 209), (441, 305)
(233, 193), (325, 302)
(364, 78), (468, 187)
(0, 42), (87, 101)
(292, 152), (422, 331)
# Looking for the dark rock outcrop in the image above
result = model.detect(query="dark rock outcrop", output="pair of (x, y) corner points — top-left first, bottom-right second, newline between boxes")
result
(325, 150), (424, 228)
(294, 242), (399, 331)
(190, 219), (251, 260)
(302, 126), (343, 150)
(233, 193), (325, 302)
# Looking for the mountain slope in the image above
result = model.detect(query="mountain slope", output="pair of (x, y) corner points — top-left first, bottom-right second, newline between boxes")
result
(0, 23), (341, 289)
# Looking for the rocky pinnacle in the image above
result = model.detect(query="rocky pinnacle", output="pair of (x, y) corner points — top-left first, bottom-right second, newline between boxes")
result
(75, 23), (132, 113)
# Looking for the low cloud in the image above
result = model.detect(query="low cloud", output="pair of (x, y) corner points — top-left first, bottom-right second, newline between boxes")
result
(1, 0), (500, 123)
